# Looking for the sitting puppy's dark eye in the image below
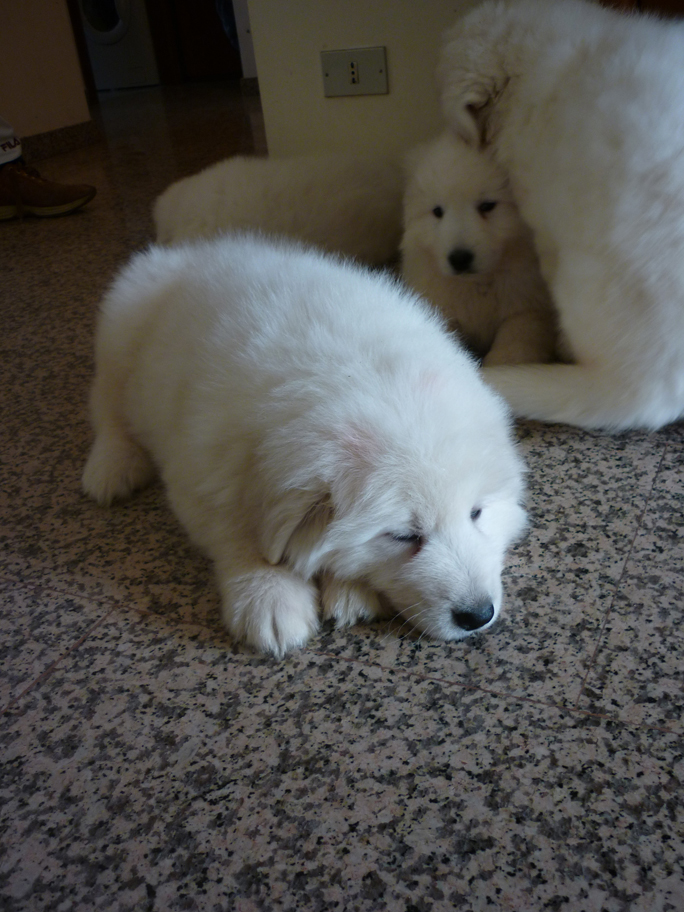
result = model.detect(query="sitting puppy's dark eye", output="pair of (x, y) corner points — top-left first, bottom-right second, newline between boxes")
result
(477, 200), (497, 215)
(470, 507), (482, 521)
(432, 206), (444, 219)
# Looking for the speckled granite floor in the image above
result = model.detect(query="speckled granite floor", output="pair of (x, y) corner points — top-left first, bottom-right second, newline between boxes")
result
(2, 82), (684, 912)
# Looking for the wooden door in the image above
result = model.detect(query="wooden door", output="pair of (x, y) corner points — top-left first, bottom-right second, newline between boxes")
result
(640, 1), (684, 14)
(604, 0), (684, 12)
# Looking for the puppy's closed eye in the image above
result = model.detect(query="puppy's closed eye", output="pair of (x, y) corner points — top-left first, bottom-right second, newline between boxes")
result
(387, 531), (425, 555)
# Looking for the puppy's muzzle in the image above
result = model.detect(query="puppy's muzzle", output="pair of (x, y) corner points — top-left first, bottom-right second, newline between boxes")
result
(452, 601), (495, 632)
(448, 248), (476, 274)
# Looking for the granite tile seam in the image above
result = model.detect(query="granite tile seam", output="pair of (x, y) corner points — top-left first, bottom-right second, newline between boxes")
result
(0, 607), (118, 716)
(4, 585), (679, 740)
(308, 645), (682, 736)
(3, 568), (681, 738)
(570, 440), (670, 709)
(0, 577), (134, 617)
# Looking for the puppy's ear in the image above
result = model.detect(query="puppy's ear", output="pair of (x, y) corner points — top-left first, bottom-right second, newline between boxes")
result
(261, 423), (379, 573)
(261, 488), (334, 572)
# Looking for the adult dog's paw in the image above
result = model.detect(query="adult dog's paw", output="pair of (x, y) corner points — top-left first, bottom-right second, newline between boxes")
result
(82, 432), (154, 505)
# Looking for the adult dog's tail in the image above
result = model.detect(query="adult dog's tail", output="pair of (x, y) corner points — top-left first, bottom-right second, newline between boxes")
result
(482, 362), (682, 432)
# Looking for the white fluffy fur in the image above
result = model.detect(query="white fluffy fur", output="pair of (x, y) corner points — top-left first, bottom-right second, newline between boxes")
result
(401, 133), (556, 366)
(153, 153), (404, 265)
(83, 232), (526, 657)
(441, 0), (684, 430)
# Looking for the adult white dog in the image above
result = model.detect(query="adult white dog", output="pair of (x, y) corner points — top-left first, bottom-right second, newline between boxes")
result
(401, 132), (556, 366)
(83, 233), (526, 657)
(153, 153), (404, 265)
(441, 0), (684, 430)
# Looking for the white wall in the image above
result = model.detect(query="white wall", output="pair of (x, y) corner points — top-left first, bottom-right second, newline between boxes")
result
(0, 0), (90, 138)
(248, 0), (479, 158)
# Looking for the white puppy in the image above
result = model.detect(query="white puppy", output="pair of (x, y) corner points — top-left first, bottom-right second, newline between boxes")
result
(153, 153), (404, 265)
(441, 0), (684, 430)
(83, 233), (526, 657)
(401, 133), (556, 366)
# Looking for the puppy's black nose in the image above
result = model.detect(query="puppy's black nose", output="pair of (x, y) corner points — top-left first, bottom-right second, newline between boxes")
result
(452, 602), (495, 631)
(448, 248), (475, 274)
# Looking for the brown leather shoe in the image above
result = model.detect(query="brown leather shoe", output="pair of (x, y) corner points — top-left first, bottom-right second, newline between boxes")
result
(0, 160), (96, 219)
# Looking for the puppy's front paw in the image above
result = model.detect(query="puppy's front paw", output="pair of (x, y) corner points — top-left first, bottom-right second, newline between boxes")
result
(320, 575), (392, 627)
(220, 567), (319, 658)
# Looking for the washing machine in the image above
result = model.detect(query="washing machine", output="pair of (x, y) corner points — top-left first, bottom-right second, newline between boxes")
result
(79, 0), (159, 90)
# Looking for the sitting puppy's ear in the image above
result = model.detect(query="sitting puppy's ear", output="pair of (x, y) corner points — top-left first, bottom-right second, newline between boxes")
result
(261, 488), (334, 575)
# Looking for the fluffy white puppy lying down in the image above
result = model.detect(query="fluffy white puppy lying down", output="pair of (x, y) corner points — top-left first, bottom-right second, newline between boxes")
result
(440, 0), (684, 431)
(83, 232), (526, 657)
(401, 133), (556, 366)
(153, 153), (404, 265)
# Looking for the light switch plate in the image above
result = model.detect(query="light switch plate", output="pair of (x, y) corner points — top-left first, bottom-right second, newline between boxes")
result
(321, 47), (388, 97)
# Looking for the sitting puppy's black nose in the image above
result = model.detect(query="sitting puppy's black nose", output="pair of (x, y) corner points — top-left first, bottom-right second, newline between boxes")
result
(448, 248), (475, 274)
(452, 602), (495, 631)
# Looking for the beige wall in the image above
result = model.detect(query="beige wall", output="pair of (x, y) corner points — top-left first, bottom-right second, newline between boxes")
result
(247, 0), (478, 158)
(0, 0), (90, 138)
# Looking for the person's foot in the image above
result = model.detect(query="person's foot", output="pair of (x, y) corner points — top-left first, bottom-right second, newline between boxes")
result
(0, 160), (96, 219)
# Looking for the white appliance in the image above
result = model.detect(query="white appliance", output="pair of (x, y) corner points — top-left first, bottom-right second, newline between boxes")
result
(79, 0), (159, 90)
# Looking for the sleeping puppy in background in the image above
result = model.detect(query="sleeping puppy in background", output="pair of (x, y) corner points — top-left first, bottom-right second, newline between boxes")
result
(83, 232), (527, 657)
(153, 152), (404, 266)
(401, 133), (556, 366)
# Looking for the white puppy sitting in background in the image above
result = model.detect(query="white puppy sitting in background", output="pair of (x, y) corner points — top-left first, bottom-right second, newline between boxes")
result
(83, 232), (526, 657)
(401, 133), (556, 366)
(153, 153), (404, 265)
(441, 0), (684, 431)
